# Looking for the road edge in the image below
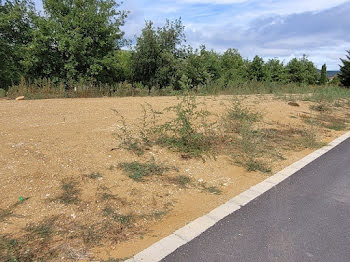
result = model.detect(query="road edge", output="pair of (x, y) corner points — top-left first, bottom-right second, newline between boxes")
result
(126, 131), (350, 262)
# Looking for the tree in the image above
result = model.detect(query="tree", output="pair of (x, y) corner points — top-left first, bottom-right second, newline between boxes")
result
(0, 0), (35, 89)
(132, 19), (186, 92)
(220, 48), (247, 86)
(264, 59), (287, 83)
(24, 0), (127, 85)
(248, 55), (266, 81)
(320, 64), (328, 85)
(286, 55), (318, 84)
(339, 50), (350, 87)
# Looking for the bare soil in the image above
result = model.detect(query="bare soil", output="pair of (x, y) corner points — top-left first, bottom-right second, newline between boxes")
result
(0, 95), (348, 261)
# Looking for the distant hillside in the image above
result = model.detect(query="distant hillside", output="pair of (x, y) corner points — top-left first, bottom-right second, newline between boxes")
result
(327, 71), (339, 78)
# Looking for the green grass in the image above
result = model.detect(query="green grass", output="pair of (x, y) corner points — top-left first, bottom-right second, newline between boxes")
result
(119, 160), (170, 182)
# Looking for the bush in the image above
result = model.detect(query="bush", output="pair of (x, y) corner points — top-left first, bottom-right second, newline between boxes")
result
(0, 88), (5, 98)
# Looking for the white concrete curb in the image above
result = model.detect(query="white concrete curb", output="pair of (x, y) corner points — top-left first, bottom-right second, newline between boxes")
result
(126, 131), (350, 262)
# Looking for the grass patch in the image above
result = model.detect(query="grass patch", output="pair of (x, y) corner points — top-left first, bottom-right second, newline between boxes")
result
(325, 121), (347, 131)
(55, 179), (80, 204)
(102, 207), (134, 225)
(169, 175), (191, 188)
(201, 183), (222, 195)
(119, 160), (170, 182)
(309, 104), (329, 112)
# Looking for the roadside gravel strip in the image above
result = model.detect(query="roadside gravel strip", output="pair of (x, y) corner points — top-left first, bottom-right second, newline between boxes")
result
(126, 131), (350, 262)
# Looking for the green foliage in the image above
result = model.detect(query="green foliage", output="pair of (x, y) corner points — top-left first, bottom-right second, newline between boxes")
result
(264, 59), (288, 82)
(0, 88), (6, 97)
(0, 0), (35, 90)
(169, 175), (191, 187)
(156, 95), (218, 159)
(119, 160), (170, 182)
(248, 55), (265, 81)
(320, 64), (328, 85)
(25, 0), (127, 84)
(339, 50), (350, 87)
(132, 19), (185, 92)
(286, 55), (319, 84)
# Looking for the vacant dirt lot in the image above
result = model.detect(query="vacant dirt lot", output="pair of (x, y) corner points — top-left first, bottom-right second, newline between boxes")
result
(0, 95), (349, 261)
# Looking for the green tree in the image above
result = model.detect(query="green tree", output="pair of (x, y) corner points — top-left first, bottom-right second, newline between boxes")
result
(248, 55), (266, 81)
(24, 0), (127, 85)
(286, 55), (318, 84)
(320, 64), (328, 85)
(339, 50), (350, 87)
(0, 0), (35, 89)
(264, 59), (287, 83)
(132, 19), (186, 92)
(220, 48), (247, 86)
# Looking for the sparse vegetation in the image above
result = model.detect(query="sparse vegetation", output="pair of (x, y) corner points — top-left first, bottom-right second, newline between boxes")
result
(119, 160), (170, 182)
(169, 175), (191, 188)
(55, 179), (80, 204)
(200, 183), (222, 195)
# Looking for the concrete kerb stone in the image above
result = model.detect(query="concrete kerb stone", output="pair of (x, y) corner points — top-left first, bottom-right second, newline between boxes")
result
(174, 215), (217, 242)
(127, 131), (350, 262)
(133, 234), (187, 262)
(250, 180), (276, 194)
(206, 201), (241, 221)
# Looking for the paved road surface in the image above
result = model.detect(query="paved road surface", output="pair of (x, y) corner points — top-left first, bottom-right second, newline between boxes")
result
(163, 138), (350, 262)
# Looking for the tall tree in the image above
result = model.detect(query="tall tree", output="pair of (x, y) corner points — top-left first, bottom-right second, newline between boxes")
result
(339, 50), (350, 87)
(132, 19), (186, 92)
(320, 64), (328, 85)
(286, 55), (318, 85)
(0, 0), (35, 89)
(24, 0), (127, 85)
(264, 59), (287, 83)
(248, 55), (266, 81)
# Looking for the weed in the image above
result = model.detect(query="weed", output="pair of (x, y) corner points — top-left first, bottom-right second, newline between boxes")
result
(0, 198), (28, 222)
(298, 128), (324, 149)
(88, 172), (103, 180)
(200, 183), (222, 195)
(169, 175), (191, 187)
(245, 159), (272, 173)
(102, 207), (133, 225)
(25, 217), (58, 241)
(119, 160), (170, 182)
(156, 95), (218, 159)
(325, 121), (347, 131)
(222, 99), (261, 133)
(55, 179), (80, 204)
(309, 104), (329, 112)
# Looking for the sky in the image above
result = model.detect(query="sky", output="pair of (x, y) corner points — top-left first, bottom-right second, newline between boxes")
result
(34, 0), (350, 70)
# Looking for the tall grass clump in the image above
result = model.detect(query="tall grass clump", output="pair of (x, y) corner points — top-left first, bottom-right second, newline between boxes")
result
(156, 95), (219, 159)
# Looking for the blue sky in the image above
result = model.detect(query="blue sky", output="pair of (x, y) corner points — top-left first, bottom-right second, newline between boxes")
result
(34, 0), (350, 70)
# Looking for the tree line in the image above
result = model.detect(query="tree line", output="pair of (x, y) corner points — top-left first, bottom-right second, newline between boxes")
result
(1, 0), (349, 92)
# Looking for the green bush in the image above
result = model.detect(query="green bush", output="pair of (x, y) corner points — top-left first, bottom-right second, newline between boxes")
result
(0, 88), (6, 98)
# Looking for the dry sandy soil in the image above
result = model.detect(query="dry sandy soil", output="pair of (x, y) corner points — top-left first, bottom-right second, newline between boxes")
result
(0, 95), (349, 261)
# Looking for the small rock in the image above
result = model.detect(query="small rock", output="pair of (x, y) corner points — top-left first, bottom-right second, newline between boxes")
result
(15, 96), (25, 101)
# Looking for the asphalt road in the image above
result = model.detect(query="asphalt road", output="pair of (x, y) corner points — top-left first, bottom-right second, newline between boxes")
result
(162, 138), (350, 262)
